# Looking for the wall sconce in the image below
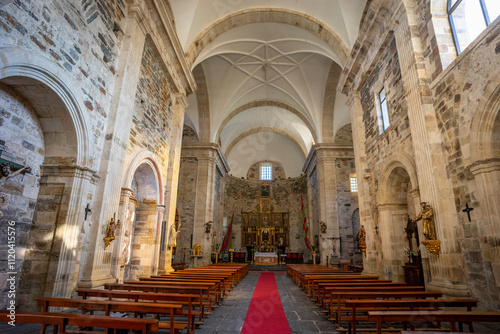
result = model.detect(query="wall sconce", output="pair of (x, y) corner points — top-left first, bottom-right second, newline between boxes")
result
(375, 225), (379, 234)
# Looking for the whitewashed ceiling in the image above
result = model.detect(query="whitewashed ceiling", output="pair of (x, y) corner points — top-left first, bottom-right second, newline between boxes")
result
(172, 0), (365, 177)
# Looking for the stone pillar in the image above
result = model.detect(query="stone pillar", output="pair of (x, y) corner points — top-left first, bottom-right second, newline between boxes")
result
(346, 92), (379, 275)
(111, 188), (134, 279)
(304, 144), (354, 265)
(192, 149), (216, 267)
(79, 14), (146, 288)
(395, 3), (469, 296)
(160, 94), (188, 274)
(152, 204), (165, 275)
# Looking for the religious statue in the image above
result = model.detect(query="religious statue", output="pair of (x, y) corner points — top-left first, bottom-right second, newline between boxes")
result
(0, 164), (30, 220)
(168, 223), (181, 249)
(103, 217), (117, 250)
(1, 164), (29, 186)
(319, 221), (327, 234)
(120, 230), (131, 265)
(356, 225), (366, 255)
(204, 221), (212, 233)
(278, 235), (285, 246)
(412, 202), (436, 240)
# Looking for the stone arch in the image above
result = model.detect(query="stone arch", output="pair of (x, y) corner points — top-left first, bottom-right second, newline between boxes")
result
(215, 99), (318, 144)
(376, 153), (420, 282)
(225, 127), (308, 157)
(0, 46), (90, 166)
(468, 83), (500, 297)
(186, 8), (349, 68)
(0, 47), (94, 308)
(121, 152), (164, 281)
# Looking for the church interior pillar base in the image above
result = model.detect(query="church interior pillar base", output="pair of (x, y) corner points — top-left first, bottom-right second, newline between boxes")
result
(78, 274), (116, 288)
(425, 279), (472, 298)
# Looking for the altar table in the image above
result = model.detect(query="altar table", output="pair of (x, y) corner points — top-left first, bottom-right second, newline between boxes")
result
(254, 252), (278, 265)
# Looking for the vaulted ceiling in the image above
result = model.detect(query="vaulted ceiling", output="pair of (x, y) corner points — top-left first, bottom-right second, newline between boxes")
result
(171, 0), (366, 177)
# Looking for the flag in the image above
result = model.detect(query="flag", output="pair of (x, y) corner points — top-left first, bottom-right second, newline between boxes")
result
(300, 195), (311, 250)
(221, 212), (234, 251)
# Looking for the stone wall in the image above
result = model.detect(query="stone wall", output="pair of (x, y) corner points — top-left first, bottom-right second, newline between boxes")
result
(246, 161), (287, 180)
(429, 18), (500, 308)
(335, 158), (360, 263)
(174, 157), (198, 263)
(0, 85), (44, 307)
(129, 36), (174, 175)
(224, 175), (308, 254)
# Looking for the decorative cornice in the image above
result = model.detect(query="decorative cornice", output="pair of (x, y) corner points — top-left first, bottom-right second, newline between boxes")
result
(181, 143), (230, 174)
(302, 143), (355, 174)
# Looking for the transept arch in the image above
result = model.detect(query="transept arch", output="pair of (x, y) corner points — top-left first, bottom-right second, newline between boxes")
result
(186, 8), (349, 68)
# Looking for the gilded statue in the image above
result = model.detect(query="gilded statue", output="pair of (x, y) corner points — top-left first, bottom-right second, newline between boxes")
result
(413, 202), (436, 240)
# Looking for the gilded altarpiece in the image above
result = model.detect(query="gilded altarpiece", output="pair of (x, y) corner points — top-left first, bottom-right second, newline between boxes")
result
(241, 182), (290, 252)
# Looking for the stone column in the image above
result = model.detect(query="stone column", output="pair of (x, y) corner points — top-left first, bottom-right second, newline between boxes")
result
(152, 204), (165, 275)
(192, 148), (216, 267)
(160, 94), (187, 274)
(111, 187), (134, 279)
(79, 13), (146, 288)
(395, 3), (469, 295)
(346, 92), (378, 274)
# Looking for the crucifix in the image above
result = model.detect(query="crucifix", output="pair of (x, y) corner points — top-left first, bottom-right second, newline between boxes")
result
(462, 203), (474, 222)
(84, 204), (92, 220)
(0, 140), (31, 173)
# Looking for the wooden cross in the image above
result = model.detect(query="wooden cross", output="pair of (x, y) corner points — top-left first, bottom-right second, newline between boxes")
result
(84, 204), (92, 220)
(462, 203), (474, 222)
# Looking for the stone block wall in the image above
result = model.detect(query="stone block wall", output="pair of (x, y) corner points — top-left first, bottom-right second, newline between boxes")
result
(335, 158), (359, 263)
(0, 0), (126, 171)
(129, 36), (175, 176)
(360, 37), (414, 183)
(224, 175), (308, 254)
(174, 157), (198, 263)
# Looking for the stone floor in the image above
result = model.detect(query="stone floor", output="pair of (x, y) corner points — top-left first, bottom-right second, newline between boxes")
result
(2, 272), (500, 333)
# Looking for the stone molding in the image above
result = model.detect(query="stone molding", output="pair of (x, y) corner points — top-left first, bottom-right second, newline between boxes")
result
(303, 143), (354, 175)
(181, 143), (230, 175)
(41, 164), (99, 181)
(468, 158), (500, 177)
(127, 0), (196, 95)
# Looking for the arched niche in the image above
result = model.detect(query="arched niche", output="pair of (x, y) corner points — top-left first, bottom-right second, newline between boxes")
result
(0, 47), (92, 309)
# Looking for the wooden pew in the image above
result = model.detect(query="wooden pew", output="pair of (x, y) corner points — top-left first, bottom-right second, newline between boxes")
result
(328, 291), (443, 323)
(367, 310), (500, 334)
(321, 286), (425, 312)
(315, 281), (405, 306)
(344, 298), (478, 334)
(134, 277), (224, 302)
(308, 277), (384, 299)
(37, 297), (183, 334)
(0, 310), (158, 334)
(124, 279), (220, 307)
(77, 289), (200, 333)
(171, 262), (186, 271)
(104, 283), (213, 315)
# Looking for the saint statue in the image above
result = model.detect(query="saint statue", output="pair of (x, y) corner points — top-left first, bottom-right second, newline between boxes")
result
(103, 217), (117, 250)
(413, 202), (436, 240)
(120, 230), (131, 265)
(356, 225), (366, 249)
(168, 223), (181, 249)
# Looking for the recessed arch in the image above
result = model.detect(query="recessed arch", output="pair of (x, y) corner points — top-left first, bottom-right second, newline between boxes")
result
(377, 152), (419, 205)
(186, 8), (349, 68)
(122, 150), (164, 205)
(225, 127), (308, 158)
(215, 99), (318, 143)
(0, 46), (90, 167)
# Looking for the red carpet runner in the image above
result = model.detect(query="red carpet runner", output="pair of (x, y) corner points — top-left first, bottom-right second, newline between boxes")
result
(242, 272), (291, 334)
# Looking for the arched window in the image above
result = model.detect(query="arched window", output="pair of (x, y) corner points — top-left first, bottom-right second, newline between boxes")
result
(449, 0), (500, 54)
(350, 173), (358, 193)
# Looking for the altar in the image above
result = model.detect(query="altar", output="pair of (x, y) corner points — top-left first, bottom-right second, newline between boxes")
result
(254, 252), (278, 265)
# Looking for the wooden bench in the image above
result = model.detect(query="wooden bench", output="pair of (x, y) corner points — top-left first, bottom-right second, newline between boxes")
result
(104, 283), (213, 315)
(77, 288), (200, 333)
(172, 262), (186, 271)
(37, 297), (184, 334)
(344, 298), (478, 334)
(0, 310), (158, 334)
(315, 282), (406, 307)
(328, 291), (443, 323)
(367, 310), (500, 334)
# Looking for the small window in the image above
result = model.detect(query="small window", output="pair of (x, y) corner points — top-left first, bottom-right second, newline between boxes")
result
(448, 0), (500, 54)
(260, 165), (272, 180)
(379, 87), (390, 131)
(350, 174), (358, 193)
